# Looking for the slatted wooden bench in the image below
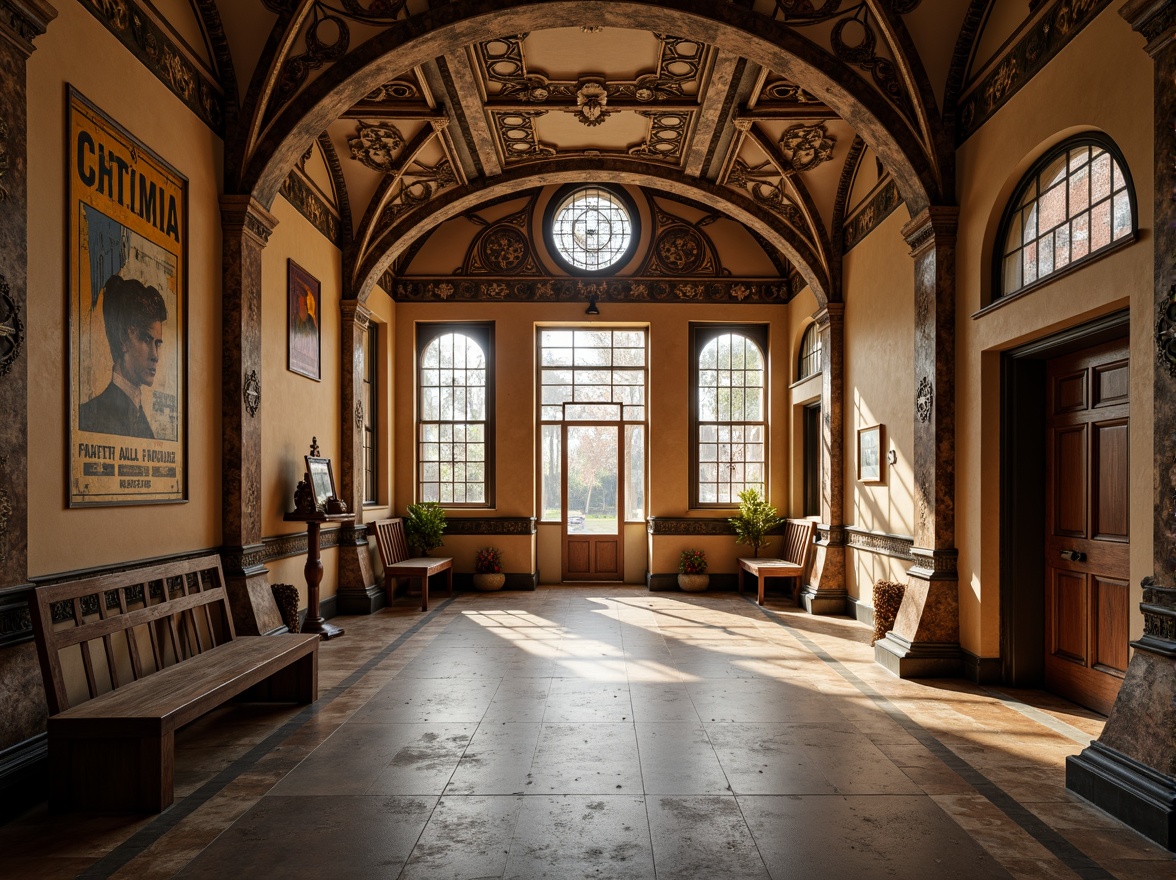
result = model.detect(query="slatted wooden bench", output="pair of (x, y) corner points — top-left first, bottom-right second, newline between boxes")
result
(27, 554), (319, 812)
(374, 517), (453, 611)
(737, 518), (817, 606)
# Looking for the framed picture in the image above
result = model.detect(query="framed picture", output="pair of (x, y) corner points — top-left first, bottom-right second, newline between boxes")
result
(288, 259), (321, 381)
(68, 87), (188, 506)
(857, 424), (884, 483)
(305, 456), (337, 511)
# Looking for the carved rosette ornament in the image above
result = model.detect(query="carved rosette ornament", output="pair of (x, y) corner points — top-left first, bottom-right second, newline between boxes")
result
(573, 82), (614, 127)
(1157, 284), (1176, 378)
(916, 376), (933, 422)
(243, 370), (261, 417)
(0, 274), (24, 377)
(779, 123), (836, 173)
(348, 121), (405, 172)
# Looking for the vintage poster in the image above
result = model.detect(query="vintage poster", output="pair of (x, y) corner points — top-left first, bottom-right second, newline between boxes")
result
(287, 259), (321, 381)
(68, 88), (187, 506)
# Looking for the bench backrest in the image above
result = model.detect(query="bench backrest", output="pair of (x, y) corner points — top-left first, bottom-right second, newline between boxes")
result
(28, 554), (236, 715)
(374, 517), (411, 568)
(781, 519), (817, 570)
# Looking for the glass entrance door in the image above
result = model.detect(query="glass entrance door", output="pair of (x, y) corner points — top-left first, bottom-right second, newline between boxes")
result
(563, 424), (621, 580)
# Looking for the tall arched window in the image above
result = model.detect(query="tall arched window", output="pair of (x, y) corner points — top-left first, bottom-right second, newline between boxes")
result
(417, 324), (494, 506)
(691, 324), (768, 506)
(995, 134), (1136, 300)
(797, 322), (822, 380)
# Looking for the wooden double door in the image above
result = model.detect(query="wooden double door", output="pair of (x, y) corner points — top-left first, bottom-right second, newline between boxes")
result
(1043, 339), (1129, 715)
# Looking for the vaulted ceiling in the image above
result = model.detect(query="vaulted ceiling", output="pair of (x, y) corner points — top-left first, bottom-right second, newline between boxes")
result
(123, 1), (1058, 302)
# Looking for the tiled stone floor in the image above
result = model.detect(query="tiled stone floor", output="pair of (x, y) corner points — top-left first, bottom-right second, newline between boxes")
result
(4, 587), (1174, 879)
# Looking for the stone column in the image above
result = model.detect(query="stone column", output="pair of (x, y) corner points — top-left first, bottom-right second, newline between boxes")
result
(219, 195), (283, 635)
(803, 302), (847, 614)
(875, 206), (962, 677)
(335, 299), (380, 614)
(1066, 0), (1176, 851)
(0, 1), (55, 591)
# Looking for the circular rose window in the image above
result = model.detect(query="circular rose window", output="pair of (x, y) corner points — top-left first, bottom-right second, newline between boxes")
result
(550, 187), (633, 271)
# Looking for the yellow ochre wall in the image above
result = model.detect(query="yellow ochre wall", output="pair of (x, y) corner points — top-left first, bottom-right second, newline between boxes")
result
(26, 2), (224, 576)
(955, 6), (1153, 654)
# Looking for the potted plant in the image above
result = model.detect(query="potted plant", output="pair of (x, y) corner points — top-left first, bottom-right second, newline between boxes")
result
(473, 546), (505, 591)
(729, 487), (781, 557)
(404, 501), (446, 556)
(677, 548), (709, 592)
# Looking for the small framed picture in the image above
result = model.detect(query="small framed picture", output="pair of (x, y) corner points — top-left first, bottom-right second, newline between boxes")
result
(857, 424), (884, 483)
(288, 259), (321, 381)
(305, 456), (336, 511)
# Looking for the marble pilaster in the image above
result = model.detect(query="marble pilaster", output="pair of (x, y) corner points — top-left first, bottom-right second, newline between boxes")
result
(1066, 0), (1176, 850)
(335, 299), (381, 614)
(219, 195), (283, 635)
(803, 303), (847, 614)
(875, 206), (962, 677)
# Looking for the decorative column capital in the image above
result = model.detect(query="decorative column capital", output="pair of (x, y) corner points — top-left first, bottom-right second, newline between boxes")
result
(902, 205), (958, 256)
(0, 0), (56, 57)
(813, 301), (844, 330)
(219, 195), (278, 248)
(1121, 0), (1176, 55)
(341, 299), (373, 330)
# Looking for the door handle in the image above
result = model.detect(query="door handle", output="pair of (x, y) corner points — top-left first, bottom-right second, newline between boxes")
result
(1059, 549), (1086, 563)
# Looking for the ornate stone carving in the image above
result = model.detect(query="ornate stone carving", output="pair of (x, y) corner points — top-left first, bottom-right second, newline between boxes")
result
(493, 111), (557, 163)
(654, 227), (707, 274)
(916, 376), (933, 422)
(348, 120), (405, 172)
(779, 123), (836, 172)
(0, 274), (24, 377)
(845, 527), (915, 561)
(376, 158), (457, 227)
(726, 159), (805, 226)
(647, 517), (740, 537)
(629, 111), (690, 163)
(0, 594), (33, 648)
(760, 78), (822, 104)
(364, 80), (420, 102)
(80, 0), (223, 131)
(573, 82), (614, 127)
(395, 277), (793, 305)
(1157, 284), (1176, 377)
(243, 370), (261, 417)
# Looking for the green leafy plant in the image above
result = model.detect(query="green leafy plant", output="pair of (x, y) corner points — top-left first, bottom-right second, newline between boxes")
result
(404, 501), (446, 556)
(678, 548), (708, 575)
(474, 546), (502, 574)
(729, 488), (781, 557)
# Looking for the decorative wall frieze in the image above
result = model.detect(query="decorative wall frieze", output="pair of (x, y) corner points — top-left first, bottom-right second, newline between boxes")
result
(395, 277), (794, 305)
(958, 0), (1114, 143)
(845, 526), (915, 561)
(647, 517), (738, 536)
(243, 370), (260, 418)
(441, 517), (537, 536)
(815, 525), (847, 546)
(909, 546), (958, 577)
(79, 0), (223, 133)
(842, 179), (901, 252)
(1157, 284), (1176, 377)
(0, 274), (24, 377)
(280, 171), (342, 246)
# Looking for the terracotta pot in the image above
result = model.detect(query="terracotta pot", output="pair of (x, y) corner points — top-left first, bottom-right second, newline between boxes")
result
(472, 572), (506, 591)
(677, 574), (709, 592)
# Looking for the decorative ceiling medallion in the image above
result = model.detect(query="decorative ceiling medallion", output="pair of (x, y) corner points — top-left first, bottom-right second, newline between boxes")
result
(0, 274), (24, 378)
(348, 121), (406, 172)
(916, 376), (934, 423)
(476, 227), (533, 274)
(779, 123), (836, 172)
(573, 82), (614, 127)
(244, 370), (261, 418)
(654, 227), (706, 274)
(1158, 285), (1176, 378)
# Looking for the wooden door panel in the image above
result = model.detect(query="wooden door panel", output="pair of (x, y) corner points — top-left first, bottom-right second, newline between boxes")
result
(566, 540), (590, 574)
(1053, 426), (1086, 537)
(1050, 569), (1087, 663)
(595, 541), (618, 572)
(1093, 576), (1129, 675)
(1093, 420), (1128, 540)
(1042, 338), (1128, 716)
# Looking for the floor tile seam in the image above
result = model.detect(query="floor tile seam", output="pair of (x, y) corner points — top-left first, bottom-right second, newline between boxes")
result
(75, 597), (458, 880)
(746, 599), (1117, 880)
(979, 687), (1099, 746)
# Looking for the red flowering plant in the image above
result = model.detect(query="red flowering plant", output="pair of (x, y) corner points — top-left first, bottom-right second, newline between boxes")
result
(474, 546), (503, 574)
(678, 548), (708, 575)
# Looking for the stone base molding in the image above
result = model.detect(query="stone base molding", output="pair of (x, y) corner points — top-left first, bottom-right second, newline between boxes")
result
(220, 545), (281, 636)
(336, 585), (386, 615)
(874, 549), (962, 677)
(1066, 582), (1176, 851)
(807, 528), (846, 614)
(874, 631), (963, 679)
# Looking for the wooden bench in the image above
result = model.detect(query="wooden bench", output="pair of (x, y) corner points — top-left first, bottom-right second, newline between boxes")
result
(737, 518), (817, 606)
(27, 554), (319, 812)
(374, 517), (453, 611)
